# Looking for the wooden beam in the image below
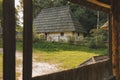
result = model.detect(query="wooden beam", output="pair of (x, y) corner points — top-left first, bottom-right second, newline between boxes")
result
(3, 0), (16, 80)
(111, 0), (120, 80)
(68, 0), (111, 13)
(87, 0), (111, 9)
(108, 14), (114, 79)
(23, 0), (33, 80)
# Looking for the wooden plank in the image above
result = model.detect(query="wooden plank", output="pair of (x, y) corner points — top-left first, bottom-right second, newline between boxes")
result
(32, 60), (112, 80)
(108, 14), (113, 78)
(111, 0), (120, 80)
(3, 0), (16, 80)
(23, 0), (33, 80)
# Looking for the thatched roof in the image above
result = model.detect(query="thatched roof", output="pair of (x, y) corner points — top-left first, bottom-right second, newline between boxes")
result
(68, 0), (111, 13)
(33, 6), (86, 33)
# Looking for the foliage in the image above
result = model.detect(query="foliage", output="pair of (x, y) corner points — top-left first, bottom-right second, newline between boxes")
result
(33, 33), (40, 42)
(33, 28), (46, 42)
(70, 3), (107, 33)
(16, 25), (23, 42)
(0, 0), (2, 21)
(16, 32), (23, 42)
(17, 41), (108, 55)
(0, 37), (2, 48)
(86, 29), (108, 49)
(33, 0), (68, 18)
(67, 36), (75, 44)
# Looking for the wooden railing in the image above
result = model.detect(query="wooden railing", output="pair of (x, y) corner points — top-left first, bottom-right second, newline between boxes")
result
(32, 59), (113, 80)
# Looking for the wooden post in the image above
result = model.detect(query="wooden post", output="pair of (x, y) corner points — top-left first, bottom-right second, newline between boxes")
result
(3, 0), (16, 80)
(23, 0), (33, 80)
(108, 14), (112, 61)
(111, 0), (120, 80)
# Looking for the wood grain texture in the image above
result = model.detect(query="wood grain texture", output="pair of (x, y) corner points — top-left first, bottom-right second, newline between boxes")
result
(3, 0), (16, 80)
(32, 59), (113, 80)
(23, 0), (33, 80)
(111, 0), (120, 80)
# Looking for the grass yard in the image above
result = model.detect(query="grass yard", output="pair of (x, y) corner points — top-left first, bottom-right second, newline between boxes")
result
(34, 51), (98, 69)
(17, 41), (108, 69)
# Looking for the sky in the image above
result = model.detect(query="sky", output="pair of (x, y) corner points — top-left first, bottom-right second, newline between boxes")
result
(15, 0), (23, 26)
(15, 0), (20, 7)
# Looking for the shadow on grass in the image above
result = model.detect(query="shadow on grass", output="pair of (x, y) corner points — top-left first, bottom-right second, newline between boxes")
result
(17, 41), (108, 55)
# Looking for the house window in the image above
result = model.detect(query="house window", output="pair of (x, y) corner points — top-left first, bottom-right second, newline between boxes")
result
(78, 32), (80, 36)
(45, 33), (47, 36)
(61, 32), (64, 36)
(72, 32), (75, 35)
(45, 33), (47, 39)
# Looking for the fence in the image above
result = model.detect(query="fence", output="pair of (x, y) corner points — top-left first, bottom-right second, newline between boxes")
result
(32, 59), (113, 80)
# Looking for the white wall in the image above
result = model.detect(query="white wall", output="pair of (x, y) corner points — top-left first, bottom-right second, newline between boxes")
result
(46, 32), (84, 42)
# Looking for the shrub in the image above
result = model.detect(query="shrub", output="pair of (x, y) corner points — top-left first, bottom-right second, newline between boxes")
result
(68, 36), (75, 44)
(85, 29), (108, 49)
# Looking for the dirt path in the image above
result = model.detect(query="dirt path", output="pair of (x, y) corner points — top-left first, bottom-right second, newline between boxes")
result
(16, 52), (59, 80)
(0, 49), (59, 80)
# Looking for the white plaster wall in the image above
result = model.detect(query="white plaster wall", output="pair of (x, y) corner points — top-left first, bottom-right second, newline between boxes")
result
(74, 32), (84, 41)
(46, 32), (84, 42)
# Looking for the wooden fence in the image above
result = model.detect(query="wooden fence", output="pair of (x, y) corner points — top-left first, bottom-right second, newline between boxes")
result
(32, 59), (113, 80)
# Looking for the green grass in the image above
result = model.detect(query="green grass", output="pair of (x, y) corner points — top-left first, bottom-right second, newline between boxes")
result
(17, 41), (108, 69)
(34, 51), (99, 69)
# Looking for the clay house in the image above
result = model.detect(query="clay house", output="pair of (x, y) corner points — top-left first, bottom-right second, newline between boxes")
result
(33, 6), (86, 42)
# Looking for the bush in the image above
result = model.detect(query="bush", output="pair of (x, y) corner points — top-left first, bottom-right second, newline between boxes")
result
(16, 34), (23, 42)
(85, 29), (108, 49)
(0, 37), (2, 48)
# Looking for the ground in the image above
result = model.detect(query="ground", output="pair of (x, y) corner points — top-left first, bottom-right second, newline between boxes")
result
(16, 51), (59, 80)
(0, 42), (107, 80)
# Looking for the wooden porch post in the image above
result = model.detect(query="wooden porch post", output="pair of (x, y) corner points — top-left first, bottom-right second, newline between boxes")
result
(111, 0), (120, 80)
(23, 0), (33, 80)
(3, 0), (16, 80)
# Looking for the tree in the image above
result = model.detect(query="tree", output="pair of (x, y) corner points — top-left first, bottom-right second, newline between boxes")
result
(15, 0), (23, 32)
(70, 3), (107, 33)
(33, 0), (68, 18)
(0, 0), (2, 24)
(88, 28), (108, 49)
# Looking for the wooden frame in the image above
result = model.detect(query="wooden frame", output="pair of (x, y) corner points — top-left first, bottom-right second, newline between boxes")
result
(68, 0), (120, 80)
(111, 0), (120, 80)
(23, 0), (33, 80)
(3, 0), (33, 80)
(2, 0), (120, 80)
(3, 0), (16, 80)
